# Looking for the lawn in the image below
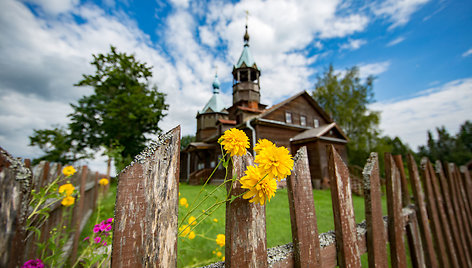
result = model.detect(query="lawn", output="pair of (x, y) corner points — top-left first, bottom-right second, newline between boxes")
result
(80, 182), (397, 267)
(177, 183), (389, 267)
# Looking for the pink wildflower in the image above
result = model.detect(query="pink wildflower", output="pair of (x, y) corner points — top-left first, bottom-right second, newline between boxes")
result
(22, 259), (44, 268)
(83, 236), (90, 241)
(95, 236), (102, 243)
(107, 218), (114, 224)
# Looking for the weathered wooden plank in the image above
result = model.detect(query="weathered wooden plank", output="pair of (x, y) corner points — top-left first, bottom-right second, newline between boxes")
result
(70, 166), (88, 263)
(427, 160), (459, 267)
(446, 164), (472, 258)
(405, 212), (426, 268)
(111, 126), (181, 268)
(406, 155), (438, 268)
(454, 165), (472, 244)
(362, 152), (388, 268)
(225, 152), (268, 268)
(460, 166), (472, 219)
(0, 147), (32, 268)
(384, 153), (407, 268)
(435, 161), (470, 267)
(393, 155), (411, 206)
(327, 145), (361, 267)
(419, 158), (449, 267)
(286, 146), (322, 268)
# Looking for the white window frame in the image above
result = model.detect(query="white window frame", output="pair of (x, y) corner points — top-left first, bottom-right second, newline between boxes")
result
(285, 112), (292, 124)
(300, 115), (307, 126)
(314, 119), (320, 128)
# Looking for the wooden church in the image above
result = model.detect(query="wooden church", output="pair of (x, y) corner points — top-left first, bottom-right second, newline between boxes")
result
(181, 25), (348, 189)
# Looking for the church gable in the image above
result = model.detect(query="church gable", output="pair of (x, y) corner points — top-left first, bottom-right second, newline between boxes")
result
(259, 91), (331, 128)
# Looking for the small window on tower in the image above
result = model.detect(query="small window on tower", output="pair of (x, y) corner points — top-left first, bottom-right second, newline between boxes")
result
(314, 119), (320, 128)
(300, 115), (307, 126)
(285, 112), (292, 124)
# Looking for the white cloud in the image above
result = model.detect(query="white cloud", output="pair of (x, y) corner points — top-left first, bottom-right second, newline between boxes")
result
(386, 36), (405, 47)
(462, 48), (472, 57)
(358, 61), (391, 78)
(371, 78), (472, 149)
(373, 0), (430, 29)
(23, 0), (79, 15)
(340, 38), (367, 50)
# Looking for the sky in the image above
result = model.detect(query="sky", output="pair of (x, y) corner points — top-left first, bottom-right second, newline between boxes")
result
(0, 0), (471, 173)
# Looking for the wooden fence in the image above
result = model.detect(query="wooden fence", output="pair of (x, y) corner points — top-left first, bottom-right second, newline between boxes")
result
(110, 125), (472, 267)
(0, 146), (106, 267)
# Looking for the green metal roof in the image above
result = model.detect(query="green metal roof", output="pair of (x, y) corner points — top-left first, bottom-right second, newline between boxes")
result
(235, 45), (257, 69)
(201, 74), (227, 113)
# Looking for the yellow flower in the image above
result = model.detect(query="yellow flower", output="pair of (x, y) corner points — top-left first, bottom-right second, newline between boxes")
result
(99, 178), (109, 186)
(216, 234), (225, 247)
(180, 198), (188, 207)
(58, 183), (75, 196)
(240, 165), (277, 205)
(188, 231), (195, 240)
(213, 218), (218, 223)
(254, 139), (274, 154)
(216, 252), (222, 257)
(222, 256), (225, 261)
(62, 166), (76, 177)
(179, 224), (190, 237)
(185, 204), (188, 208)
(255, 145), (293, 181)
(188, 216), (197, 226)
(218, 128), (249, 156)
(61, 196), (75, 207)
(212, 250), (216, 254)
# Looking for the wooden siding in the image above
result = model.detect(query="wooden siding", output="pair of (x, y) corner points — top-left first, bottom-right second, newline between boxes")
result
(262, 94), (329, 127)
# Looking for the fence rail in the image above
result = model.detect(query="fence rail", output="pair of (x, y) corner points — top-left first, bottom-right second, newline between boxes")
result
(0, 146), (106, 267)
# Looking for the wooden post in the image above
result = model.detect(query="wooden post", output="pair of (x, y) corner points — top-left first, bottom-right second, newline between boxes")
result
(111, 126), (181, 268)
(384, 153), (407, 268)
(225, 153), (268, 268)
(427, 160), (460, 267)
(286, 146), (322, 267)
(362, 152), (388, 268)
(327, 145), (361, 267)
(435, 161), (469, 267)
(0, 147), (32, 268)
(406, 155), (438, 267)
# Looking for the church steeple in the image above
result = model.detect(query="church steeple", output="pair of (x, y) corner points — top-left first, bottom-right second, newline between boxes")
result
(232, 19), (261, 107)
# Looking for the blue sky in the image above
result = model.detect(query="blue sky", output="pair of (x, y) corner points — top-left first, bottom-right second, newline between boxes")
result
(0, 0), (471, 172)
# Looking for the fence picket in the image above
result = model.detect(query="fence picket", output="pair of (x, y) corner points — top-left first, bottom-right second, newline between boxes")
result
(111, 126), (180, 268)
(225, 152), (268, 268)
(460, 166), (472, 218)
(327, 145), (361, 267)
(435, 161), (470, 267)
(362, 152), (388, 268)
(384, 153), (407, 268)
(454, 165), (472, 240)
(445, 163), (472, 260)
(426, 160), (460, 267)
(70, 166), (88, 263)
(406, 155), (438, 267)
(286, 146), (322, 267)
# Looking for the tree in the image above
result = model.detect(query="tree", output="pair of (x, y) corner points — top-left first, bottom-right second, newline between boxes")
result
(312, 65), (380, 166)
(418, 121), (472, 165)
(181, 135), (195, 150)
(29, 126), (89, 165)
(30, 46), (168, 171)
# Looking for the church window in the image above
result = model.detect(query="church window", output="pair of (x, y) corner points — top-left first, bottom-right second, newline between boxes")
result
(314, 119), (320, 128)
(300, 115), (307, 126)
(210, 161), (216, 168)
(285, 112), (292, 124)
(197, 162), (204, 170)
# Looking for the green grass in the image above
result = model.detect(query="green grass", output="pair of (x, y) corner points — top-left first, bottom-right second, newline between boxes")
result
(177, 184), (389, 267)
(81, 182), (408, 268)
